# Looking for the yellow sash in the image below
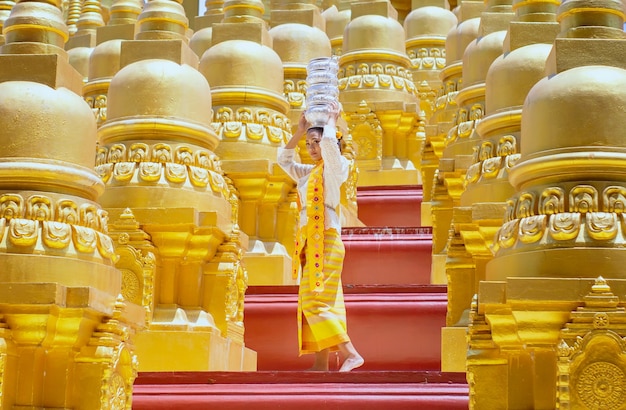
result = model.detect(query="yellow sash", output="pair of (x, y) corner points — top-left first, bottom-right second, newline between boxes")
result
(292, 161), (325, 292)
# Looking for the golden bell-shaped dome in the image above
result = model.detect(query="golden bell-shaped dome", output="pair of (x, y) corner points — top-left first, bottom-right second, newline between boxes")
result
(88, 39), (123, 81)
(68, 46), (94, 82)
(107, 59), (213, 128)
(404, 6), (458, 39)
(270, 23), (332, 63)
(520, 65), (626, 159)
(0, 81), (97, 170)
(322, 5), (351, 41)
(343, 14), (406, 53)
(445, 17), (481, 64)
(461, 30), (508, 87)
(190, 27), (213, 59)
(485, 43), (553, 113)
(199, 39), (284, 95)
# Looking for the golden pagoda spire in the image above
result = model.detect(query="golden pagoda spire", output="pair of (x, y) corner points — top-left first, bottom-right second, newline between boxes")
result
(198, 0), (297, 286)
(0, 0), (144, 406)
(338, 0), (422, 187)
(404, 0), (457, 227)
(467, 0), (626, 406)
(96, 0), (255, 372)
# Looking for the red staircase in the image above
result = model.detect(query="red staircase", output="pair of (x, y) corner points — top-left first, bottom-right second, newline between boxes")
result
(131, 185), (469, 409)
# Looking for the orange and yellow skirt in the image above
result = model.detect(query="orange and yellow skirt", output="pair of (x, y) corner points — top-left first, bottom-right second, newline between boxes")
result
(298, 229), (351, 355)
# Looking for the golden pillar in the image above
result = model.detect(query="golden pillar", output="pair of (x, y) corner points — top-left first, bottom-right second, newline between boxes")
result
(339, 0), (422, 188)
(0, 0), (144, 407)
(97, 0), (255, 371)
(404, 0), (457, 226)
(469, 0), (626, 406)
(428, 0), (482, 284)
(442, 0), (560, 372)
(199, 0), (295, 285)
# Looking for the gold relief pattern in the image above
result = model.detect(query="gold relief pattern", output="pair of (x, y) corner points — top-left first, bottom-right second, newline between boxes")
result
(586, 212), (618, 241)
(577, 362), (626, 410)
(549, 212), (581, 241)
(465, 137), (521, 185)
(570, 185), (598, 213)
(212, 105), (289, 144)
(494, 185), (626, 251)
(604, 186), (626, 213)
(96, 143), (231, 198)
(0, 194), (115, 260)
(85, 94), (107, 125)
(337, 61), (417, 95)
(408, 47), (446, 71)
(540, 187), (565, 215)
(516, 193), (536, 218)
(518, 215), (547, 244)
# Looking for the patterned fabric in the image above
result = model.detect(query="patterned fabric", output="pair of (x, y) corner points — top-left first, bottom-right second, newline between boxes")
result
(298, 229), (350, 354)
(306, 161), (325, 293)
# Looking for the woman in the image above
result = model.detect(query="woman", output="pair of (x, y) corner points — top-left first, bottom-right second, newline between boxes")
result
(277, 104), (364, 372)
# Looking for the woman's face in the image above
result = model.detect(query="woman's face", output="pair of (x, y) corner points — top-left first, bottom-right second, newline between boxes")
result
(306, 129), (323, 161)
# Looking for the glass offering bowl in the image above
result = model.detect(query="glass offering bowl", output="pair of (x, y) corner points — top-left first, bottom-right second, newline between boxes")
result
(306, 70), (339, 86)
(307, 57), (339, 74)
(306, 83), (339, 99)
(306, 93), (338, 106)
(305, 103), (332, 127)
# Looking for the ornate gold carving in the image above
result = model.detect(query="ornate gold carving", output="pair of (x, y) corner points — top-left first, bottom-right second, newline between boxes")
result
(570, 185), (598, 213)
(0, 194), (114, 260)
(540, 187), (565, 215)
(586, 212), (618, 241)
(518, 215), (546, 244)
(97, 142), (230, 198)
(408, 47), (447, 71)
(338, 61), (417, 94)
(577, 362), (626, 409)
(548, 213), (581, 241)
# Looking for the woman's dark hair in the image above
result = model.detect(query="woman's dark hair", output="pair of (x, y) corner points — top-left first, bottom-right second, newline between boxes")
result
(306, 126), (343, 153)
(306, 126), (324, 135)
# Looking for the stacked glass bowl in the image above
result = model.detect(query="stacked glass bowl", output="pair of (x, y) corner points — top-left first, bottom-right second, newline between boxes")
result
(304, 57), (340, 127)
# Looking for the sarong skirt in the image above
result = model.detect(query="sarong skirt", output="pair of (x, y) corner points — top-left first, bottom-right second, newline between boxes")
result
(298, 229), (350, 355)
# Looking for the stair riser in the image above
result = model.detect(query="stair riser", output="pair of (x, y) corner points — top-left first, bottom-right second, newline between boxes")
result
(243, 292), (447, 371)
(356, 187), (423, 227)
(343, 235), (432, 285)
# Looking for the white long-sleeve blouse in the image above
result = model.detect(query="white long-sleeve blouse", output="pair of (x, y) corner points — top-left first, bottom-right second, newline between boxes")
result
(277, 123), (350, 233)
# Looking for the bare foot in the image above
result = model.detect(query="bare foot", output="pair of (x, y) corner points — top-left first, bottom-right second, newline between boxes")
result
(339, 355), (364, 372)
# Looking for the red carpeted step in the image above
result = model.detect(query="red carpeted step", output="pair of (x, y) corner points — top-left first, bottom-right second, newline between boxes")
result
(356, 185), (423, 227)
(243, 285), (447, 372)
(342, 227), (432, 285)
(132, 370), (469, 410)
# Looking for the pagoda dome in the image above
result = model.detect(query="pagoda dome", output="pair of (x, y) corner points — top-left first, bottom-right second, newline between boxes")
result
(199, 39), (284, 95)
(322, 5), (351, 41)
(0, 81), (97, 170)
(88, 39), (123, 81)
(445, 17), (480, 64)
(485, 43), (552, 113)
(106, 59), (213, 129)
(343, 14), (406, 53)
(189, 27), (213, 59)
(404, 6), (457, 39)
(270, 23), (331, 64)
(520, 65), (626, 159)
(461, 29), (507, 87)
(68, 46), (93, 81)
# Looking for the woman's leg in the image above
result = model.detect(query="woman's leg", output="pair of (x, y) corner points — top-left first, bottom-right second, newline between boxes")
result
(309, 348), (330, 371)
(338, 341), (364, 372)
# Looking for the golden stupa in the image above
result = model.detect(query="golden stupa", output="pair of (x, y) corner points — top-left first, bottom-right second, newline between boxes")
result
(0, 0), (625, 406)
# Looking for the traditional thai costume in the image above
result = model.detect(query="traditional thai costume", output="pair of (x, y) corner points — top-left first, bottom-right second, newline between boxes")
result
(277, 123), (351, 355)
